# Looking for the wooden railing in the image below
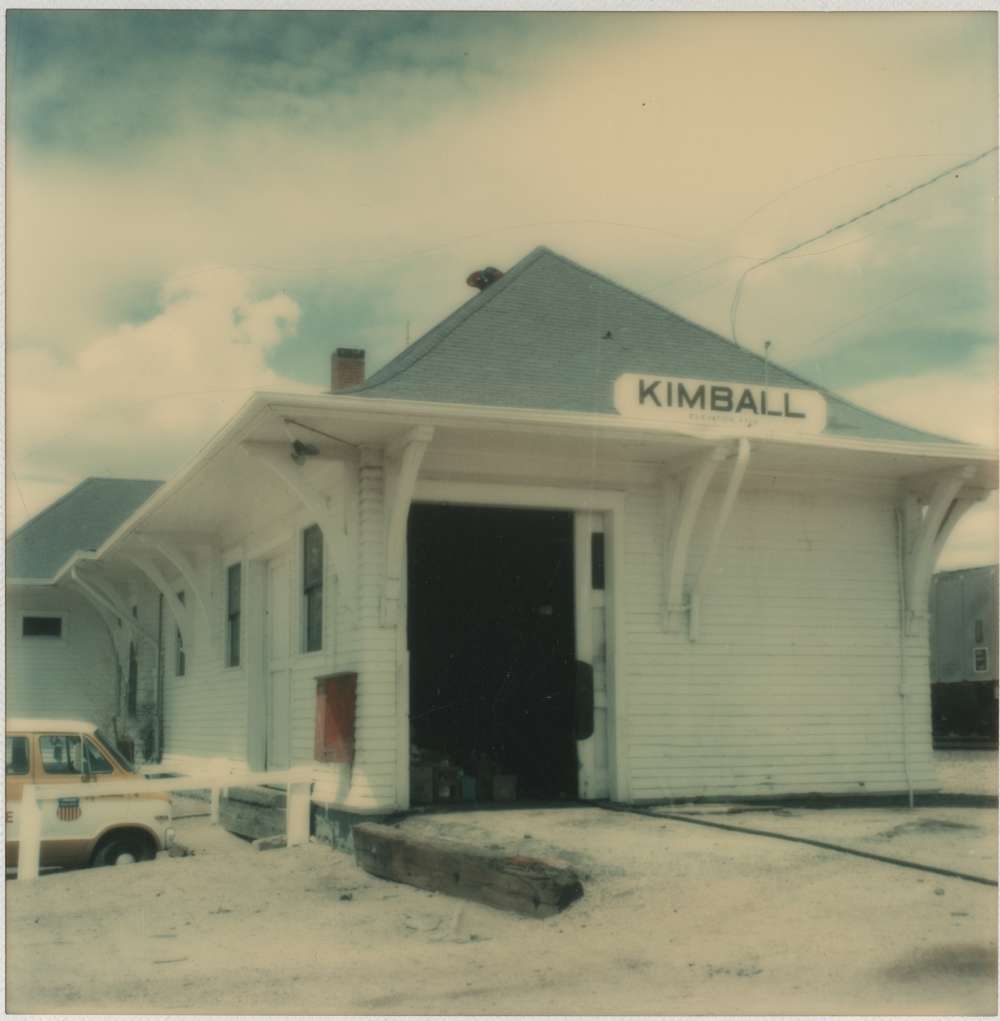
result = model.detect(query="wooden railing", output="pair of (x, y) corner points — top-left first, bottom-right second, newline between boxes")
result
(16, 768), (314, 881)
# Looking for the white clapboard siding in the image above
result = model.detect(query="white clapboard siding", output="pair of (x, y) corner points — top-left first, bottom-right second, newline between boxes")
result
(346, 448), (399, 808)
(161, 542), (249, 766)
(161, 471), (360, 774)
(622, 480), (937, 801)
(6, 587), (118, 731)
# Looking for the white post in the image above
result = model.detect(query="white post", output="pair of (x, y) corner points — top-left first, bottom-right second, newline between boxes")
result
(210, 785), (221, 825)
(18, 786), (42, 882)
(287, 780), (311, 847)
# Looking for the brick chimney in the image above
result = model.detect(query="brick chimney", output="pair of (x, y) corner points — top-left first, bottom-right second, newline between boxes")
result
(331, 348), (365, 392)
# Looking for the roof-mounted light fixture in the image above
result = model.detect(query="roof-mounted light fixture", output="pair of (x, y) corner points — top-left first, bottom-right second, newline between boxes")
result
(290, 439), (320, 466)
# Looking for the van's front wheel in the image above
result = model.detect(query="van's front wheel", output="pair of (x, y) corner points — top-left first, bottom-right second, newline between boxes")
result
(91, 832), (154, 868)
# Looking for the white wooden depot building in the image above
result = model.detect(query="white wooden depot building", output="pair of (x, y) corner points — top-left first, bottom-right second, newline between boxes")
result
(25, 247), (998, 828)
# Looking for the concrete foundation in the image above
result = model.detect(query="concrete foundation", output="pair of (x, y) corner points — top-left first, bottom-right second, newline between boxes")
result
(312, 803), (400, 851)
(220, 786), (287, 840)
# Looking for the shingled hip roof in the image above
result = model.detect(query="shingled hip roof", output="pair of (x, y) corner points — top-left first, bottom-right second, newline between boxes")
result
(7, 477), (163, 583)
(345, 245), (954, 446)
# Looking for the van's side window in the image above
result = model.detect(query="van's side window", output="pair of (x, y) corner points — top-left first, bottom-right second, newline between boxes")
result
(39, 735), (83, 775)
(84, 739), (114, 775)
(6, 736), (30, 775)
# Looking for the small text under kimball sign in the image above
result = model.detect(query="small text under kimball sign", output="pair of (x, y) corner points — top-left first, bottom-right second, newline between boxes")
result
(613, 373), (828, 434)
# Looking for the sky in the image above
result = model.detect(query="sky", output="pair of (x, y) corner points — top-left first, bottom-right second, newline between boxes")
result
(5, 9), (998, 568)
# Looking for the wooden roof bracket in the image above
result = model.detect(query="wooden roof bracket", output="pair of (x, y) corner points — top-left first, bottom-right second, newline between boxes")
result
(127, 554), (193, 653)
(898, 464), (977, 636)
(69, 565), (158, 649)
(688, 437), (751, 641)
(135, 533), (213, 624)
(382, 426), (434, 627)
(241, 440), (345, 574)
(662, 442), (730, 632)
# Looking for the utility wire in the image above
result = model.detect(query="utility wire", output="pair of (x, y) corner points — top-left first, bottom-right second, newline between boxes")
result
(602, 803), (999, 888)
(728, 145), (999, 345)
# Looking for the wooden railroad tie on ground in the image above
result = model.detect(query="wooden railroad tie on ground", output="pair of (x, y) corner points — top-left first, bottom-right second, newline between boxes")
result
(353, 823), (584, 918)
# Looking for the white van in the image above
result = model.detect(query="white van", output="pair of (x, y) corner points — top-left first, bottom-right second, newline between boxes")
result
(6, 718), (175, 869)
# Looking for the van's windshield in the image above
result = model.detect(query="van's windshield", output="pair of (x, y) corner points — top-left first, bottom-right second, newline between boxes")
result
(93, 730), (135, 773)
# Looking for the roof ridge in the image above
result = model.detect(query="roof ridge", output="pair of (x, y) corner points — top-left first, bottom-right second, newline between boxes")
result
(541, 248), (955, 443)
(544, 247), (832, 387)
(345, 246), (552, 395)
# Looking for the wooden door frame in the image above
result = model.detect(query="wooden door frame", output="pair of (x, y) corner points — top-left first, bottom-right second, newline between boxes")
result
(245, 540), (293, 773)
(404, 480), (629, 807)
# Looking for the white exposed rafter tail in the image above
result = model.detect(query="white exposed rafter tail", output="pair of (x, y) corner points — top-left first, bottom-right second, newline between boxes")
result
(128, 555), (192, 651)
(382, 425), (434, 627)
(689, 437), (751, 641)
(662, 443), (728, 631)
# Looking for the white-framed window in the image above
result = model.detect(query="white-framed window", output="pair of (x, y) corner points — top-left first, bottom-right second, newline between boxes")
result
(175, 591), (186, 677)
(973, 646), (989, 674)
(21, 612), (66, 640)
(126, 605), (139, 716)
(302, 524), (323, 653)
(226, 563), (242, 668)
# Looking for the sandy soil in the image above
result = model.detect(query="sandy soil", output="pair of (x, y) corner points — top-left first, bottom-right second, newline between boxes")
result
(7, 777), (997, 1016)
(934, 748), (998, 797)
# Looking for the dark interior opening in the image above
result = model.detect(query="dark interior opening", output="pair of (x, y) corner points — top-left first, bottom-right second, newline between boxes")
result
(407, 503), (578, 803)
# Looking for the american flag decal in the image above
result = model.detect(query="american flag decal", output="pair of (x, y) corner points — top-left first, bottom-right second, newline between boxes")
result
(56, 797), (81, 822)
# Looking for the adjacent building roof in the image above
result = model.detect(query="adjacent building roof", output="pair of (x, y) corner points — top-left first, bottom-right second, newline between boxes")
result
(348, 246), (951, 445)
(7, 477), (163, 582)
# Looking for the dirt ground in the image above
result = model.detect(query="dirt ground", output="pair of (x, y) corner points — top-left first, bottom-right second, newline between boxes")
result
(6, 752), (998, 1016)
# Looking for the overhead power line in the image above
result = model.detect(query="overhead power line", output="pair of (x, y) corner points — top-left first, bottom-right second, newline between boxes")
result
(728, 145), (999, 345)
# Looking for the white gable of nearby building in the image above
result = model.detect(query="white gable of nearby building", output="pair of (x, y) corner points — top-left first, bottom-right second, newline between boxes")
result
(6, 478), (163, 757)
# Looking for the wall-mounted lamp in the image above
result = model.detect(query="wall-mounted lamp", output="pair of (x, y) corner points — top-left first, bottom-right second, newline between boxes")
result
(291, 439), (320, 466)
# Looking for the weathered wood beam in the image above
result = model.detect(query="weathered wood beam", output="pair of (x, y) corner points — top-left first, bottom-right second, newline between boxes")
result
(382, 426), (434, 627)
(353, 823), (584, 918)
(689, 437), (750, 641)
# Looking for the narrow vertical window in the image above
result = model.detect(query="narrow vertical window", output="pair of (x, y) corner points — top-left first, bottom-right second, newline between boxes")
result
(126, 605), (139, 715)
(227, 563), (242, 667)
(303, 525), (324, 652)
(975, 618), (985, 644)
(591, 533), (606, 590)
(175, 591), (186, 677)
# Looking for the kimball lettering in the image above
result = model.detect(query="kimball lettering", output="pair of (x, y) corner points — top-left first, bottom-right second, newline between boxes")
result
(637, 378), (806, 419)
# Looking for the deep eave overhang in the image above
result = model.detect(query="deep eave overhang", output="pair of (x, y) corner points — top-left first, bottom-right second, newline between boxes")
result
(55, 389), (998, 583)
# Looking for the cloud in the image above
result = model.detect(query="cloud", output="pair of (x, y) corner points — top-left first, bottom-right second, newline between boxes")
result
(6, 267), (308, 532)
(5, 10), (997, 548)
(843, 345), (997, 448)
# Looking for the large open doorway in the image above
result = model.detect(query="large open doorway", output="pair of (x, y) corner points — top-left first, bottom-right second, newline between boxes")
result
(407, 504), (578, 802)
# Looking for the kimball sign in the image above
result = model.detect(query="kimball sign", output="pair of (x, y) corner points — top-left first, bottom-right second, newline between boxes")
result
(613, 373), (827, 435)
